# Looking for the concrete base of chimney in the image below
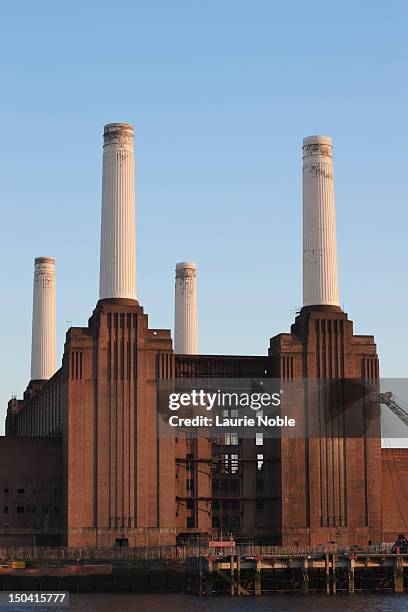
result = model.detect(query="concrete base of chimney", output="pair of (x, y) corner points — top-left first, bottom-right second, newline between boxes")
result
(97, 297), (139, 308)
(300, 304), (342, 314)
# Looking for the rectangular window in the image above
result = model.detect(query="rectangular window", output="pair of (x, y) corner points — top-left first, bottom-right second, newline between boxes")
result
(223, 453), (230, 473)
(231, 409), (239, 418)
(224, 432), (239, 445)
(230, 433), (239, 445)
(186, 516), (195, 528)
(17, 506), (24, 513)
(257, 453), (264, 470)
(232, 516), (240, 528)
(186, 499), (194, 510)
(231, 479), (239, 491)
(115, 538), (128, 548)
(3, 506), (8, 514)
(255, 432), (264, 446)
(231, 454), (239, 474)
(17, 488), (24, 494)
(186, 479), (194, 492)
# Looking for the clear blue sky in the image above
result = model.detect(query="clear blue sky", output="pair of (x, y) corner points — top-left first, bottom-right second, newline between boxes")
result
(1, 1), (407, 435)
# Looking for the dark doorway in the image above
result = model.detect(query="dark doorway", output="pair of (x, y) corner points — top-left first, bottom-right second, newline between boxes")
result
(115, 537), (129, 548)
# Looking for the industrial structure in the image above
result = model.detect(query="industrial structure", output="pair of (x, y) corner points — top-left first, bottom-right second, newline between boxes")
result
(30, 257), (56, 382)
(2, 124), (408, 548)
(174, 262), (198, 355)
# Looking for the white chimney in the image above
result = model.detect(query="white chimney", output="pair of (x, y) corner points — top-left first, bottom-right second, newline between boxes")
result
(99, 123), (136, 300)
(303, 135), (340, 308)
(31, 257), (56, 380)
(174, 262), (198, 354)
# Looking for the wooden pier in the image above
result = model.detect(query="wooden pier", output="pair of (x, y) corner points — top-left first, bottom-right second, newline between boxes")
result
(184, 553), (408, 595)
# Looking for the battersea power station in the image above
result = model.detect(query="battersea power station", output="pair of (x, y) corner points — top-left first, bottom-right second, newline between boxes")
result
(2, 124), (408, 548)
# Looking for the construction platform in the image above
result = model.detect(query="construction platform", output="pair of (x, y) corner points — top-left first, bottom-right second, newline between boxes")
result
(184, 553), (408, 595)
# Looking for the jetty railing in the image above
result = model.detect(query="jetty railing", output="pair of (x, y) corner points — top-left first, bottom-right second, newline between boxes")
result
(0, 542), (396, 563)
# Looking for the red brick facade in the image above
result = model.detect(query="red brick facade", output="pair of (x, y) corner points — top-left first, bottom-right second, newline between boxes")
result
(382, 448), (408, 541)
(0, 438), (62, 545)
(63, 298), (176, 547)
(268, 307), (382, 546)
(4, 300), (407, 547)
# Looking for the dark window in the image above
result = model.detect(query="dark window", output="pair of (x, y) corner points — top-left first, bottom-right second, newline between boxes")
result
(212, 517), (219, 528)
(54, 506), (60, 513)
(256, 479), (264, 491)
(231, 479), (239, 491)
(186, 479), (194, 492)
(232, 516), (240, 528)
(3, 506), (8, 514)
(115, 538), (128, 548)
(186, 499), (194, 510)
(17, 488), (24, 494)
(43, 506), (49, 514)
(186, 516), (195, 528)
(17, 506), (24, 513)
(4, 488), (8, 494)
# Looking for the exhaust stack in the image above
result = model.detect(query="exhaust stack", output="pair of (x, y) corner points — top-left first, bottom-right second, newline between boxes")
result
(31, 257), (56, 381)
(99, 123), (136, 301)
(174, 262), (198, 354)
(303, 135), (340, 308)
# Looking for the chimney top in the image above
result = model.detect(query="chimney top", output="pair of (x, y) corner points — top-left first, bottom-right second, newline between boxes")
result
(34, 257), (55, 266)
(303, 135), (332, 147)
(104, 122), (134, 131)
(103, 123), (134, 146)
(176, 262), (196, 270)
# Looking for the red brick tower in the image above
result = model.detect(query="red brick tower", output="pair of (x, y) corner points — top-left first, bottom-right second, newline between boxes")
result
(269, 307), (382, 546)
(267, 136), (382, 546)
(63, 299), (176, 546)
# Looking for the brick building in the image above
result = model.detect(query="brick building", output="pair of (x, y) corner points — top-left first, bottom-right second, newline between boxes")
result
(0, 438), (62, 546)
(4, 303), (406, 547)
(2, 125), (407, 547)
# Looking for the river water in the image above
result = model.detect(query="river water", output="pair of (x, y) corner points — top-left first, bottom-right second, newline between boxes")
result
(66, 593), (407, 611)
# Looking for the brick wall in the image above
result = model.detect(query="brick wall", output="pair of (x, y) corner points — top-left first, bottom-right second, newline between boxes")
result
(0, 437), (62, 545)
